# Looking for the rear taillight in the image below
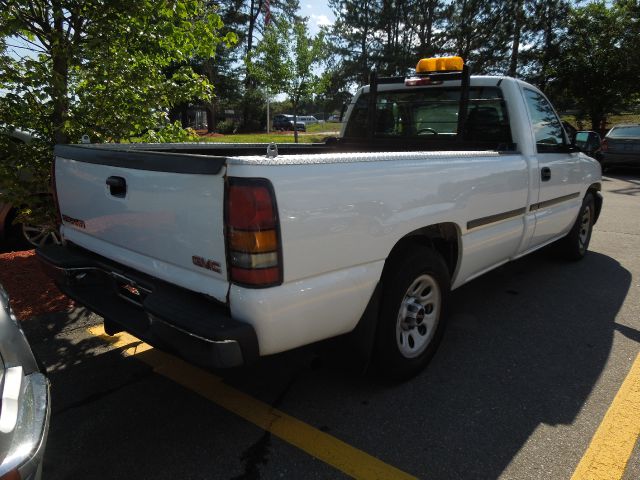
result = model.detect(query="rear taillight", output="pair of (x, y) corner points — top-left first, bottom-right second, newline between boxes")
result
(601, 138), (608, 152)
(50, 156), (62, 225)
(225, 178), (282, 287)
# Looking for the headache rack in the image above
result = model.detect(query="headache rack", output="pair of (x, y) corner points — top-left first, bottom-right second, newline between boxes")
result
(338, 64), (514, 152)
(367, 65), (472, 143)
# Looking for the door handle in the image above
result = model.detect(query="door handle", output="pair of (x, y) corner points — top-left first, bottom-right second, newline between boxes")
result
(541, 167), (551, 181)
(106, 176), (127, 197)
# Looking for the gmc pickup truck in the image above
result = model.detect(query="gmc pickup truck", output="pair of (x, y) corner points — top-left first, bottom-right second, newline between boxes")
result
(38, 57), (602, 378)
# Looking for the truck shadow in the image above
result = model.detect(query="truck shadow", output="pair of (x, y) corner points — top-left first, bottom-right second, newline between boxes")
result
(25, 247), (630, 480)
(216, 247), (631, 479)
(388, 248), (631, 478)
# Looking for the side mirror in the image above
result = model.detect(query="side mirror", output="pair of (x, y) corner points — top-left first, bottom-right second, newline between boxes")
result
(574, 131), (602, 156)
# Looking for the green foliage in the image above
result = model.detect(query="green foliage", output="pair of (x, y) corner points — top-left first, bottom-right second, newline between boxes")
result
(136, 122), (199, 143)
(248, 17), (327, 142)
(546, 0), (640, 130)
(0, 0), (234, 225)
(215, 119), (237, 134)
(0, 129), (56, 228)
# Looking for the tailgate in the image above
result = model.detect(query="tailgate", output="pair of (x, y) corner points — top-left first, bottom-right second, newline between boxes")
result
(54, 145), (229, 303)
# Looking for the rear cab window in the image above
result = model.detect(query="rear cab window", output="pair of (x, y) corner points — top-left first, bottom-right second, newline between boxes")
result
(343, 86), (513, 147)
(607, 126), (640, 138)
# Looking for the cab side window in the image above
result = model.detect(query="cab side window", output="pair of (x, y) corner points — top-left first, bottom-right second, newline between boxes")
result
(523, 89), (566, 152)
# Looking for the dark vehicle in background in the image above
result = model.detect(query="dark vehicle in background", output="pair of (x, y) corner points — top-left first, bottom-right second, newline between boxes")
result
(0, 128), (61, 249)
(575, 131), (603, 163)
(272, 114), (306, 132)
(0, 284), (50, 480)
(601, 124), (640, 170)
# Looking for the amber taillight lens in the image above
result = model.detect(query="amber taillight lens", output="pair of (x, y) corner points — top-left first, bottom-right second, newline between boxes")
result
(225, 178), (282, 287)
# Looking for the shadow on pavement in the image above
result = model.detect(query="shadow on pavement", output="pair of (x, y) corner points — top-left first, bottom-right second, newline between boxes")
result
(23, 246), (631, 480)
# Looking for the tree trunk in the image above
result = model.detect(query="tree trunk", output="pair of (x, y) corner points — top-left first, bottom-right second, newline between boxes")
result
(207, 102), (216, 133)
(293, 101), (298, 144)
(51, 3), (70, 144)
(508, 0), (523, 77)
(181, 104), (189, 129)
(243, 0), (263, 129)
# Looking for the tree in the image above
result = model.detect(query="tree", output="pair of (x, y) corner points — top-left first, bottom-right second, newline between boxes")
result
(248, 18), (326, 142)
(327, 0), (383, 86)
(0, 0), (234, 226)
(236, 0), (300, 131)
(547, 1), (640, 130)
(519, 0), (570, 87)
(442, 0), (512, 73)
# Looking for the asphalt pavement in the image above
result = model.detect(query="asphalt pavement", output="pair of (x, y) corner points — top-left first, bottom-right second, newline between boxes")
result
(21, 171), (640, 480)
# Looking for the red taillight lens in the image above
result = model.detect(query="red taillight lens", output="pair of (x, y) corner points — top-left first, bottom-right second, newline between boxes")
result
(226, 178), (282, 287)
(601, 138), (608, 152)
(228, 185), (276, 230)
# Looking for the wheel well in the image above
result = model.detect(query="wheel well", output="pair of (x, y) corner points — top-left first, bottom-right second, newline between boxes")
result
(0, 206), (17, 240)
(588, 183), (602, 224)
(383, 223), (461, 283)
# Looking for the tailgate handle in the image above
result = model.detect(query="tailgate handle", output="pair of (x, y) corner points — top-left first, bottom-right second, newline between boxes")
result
(106, 176), (127, 197)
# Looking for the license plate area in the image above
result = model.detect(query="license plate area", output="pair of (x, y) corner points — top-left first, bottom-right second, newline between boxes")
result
(112, 272), (151, 307)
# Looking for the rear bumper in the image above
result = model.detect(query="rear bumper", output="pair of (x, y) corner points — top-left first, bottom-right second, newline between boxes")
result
(36, 244), (259, 369)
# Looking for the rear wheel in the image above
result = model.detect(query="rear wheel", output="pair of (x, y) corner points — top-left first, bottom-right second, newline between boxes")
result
(375, 248), (450, 380)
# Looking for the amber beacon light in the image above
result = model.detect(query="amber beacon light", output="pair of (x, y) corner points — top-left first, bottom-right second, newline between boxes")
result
(416, 56), (464, 73)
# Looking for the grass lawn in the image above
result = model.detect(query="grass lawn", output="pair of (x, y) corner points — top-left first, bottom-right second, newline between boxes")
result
(562, 114), (640, 130)
(198, 122), (342, 144)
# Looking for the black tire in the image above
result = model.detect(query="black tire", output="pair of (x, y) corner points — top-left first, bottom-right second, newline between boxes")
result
(375, 247), (450, 380)
(557, 192), (595, 261)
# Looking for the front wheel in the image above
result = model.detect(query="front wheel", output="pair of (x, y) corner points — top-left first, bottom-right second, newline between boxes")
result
(375, 248), (450, 380)
(557, 193), (595, 261)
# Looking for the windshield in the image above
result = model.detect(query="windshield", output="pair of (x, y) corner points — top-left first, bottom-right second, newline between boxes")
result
(344, 86), (511, 144)
(608, 126), (640, 138)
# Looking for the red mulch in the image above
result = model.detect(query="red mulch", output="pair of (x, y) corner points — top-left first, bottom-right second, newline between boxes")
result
(0, 250), (74, 320)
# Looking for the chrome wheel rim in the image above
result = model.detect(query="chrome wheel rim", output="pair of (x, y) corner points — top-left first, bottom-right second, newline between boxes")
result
(578, 205), (592, 250)
(396, 274), (441, 359)
(21, 224), (62, 247)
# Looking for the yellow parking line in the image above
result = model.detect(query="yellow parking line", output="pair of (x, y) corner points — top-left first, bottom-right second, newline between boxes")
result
(572, 352), (640, 480)
(88, 326), (417, 480)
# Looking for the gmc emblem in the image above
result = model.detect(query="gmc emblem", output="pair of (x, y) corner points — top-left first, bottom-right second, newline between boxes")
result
(192, 255), (221, 273)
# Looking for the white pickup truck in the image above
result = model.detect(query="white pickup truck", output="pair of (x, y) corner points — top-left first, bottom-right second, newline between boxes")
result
(38, 58), (602, 378)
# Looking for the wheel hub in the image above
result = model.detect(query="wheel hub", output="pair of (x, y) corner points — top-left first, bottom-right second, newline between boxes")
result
(401, 298), (425, 330)
(395, 274), (441, 359)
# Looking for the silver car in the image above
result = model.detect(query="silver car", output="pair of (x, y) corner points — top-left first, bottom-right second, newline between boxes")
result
(601, 124), (640, 170)
(0, 284), (50, 480)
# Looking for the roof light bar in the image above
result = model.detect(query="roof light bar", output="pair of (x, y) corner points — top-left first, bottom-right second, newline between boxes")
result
(416, 56), (464, 74)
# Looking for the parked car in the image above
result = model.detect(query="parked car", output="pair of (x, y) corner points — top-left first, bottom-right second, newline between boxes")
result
(601, 124), (640, 170)
(0, 283), (50, 480)
(272, 114), (306, 132)
(327, 114), (341, 123)
(0, 128), (61, 248)
(297, 115), (318, 125)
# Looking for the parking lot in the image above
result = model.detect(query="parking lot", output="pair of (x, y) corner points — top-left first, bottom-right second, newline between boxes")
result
(14, 173), (640, 479)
